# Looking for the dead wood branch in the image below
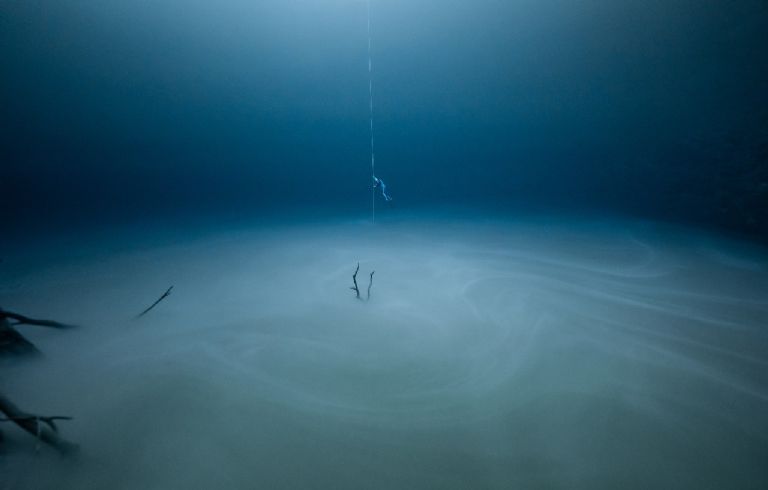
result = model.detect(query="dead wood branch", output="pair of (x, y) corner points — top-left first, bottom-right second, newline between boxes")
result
(350, 263), (361, 299)
(0, 309), (77, 358)
(136, 286), (174, 318)
(0, 318), (40, 357)
(1, 309), (77, 330)
(367, 271), (375, 301)
(350, 264), (376, 302)
(0, 393), (78, 456)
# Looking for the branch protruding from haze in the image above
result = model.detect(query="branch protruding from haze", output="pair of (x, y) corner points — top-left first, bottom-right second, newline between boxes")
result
(136, 286), (173, 319)
(0, 393), (79, 456)
(367, 271), (375, 301)
(1, 309), (77, 330)
(350, 263), (361, 300)
(0, 308), (77, 358)
(349, 264), (375, 302)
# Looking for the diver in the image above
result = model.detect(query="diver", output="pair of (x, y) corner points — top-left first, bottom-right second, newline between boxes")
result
(373, 175), (392, 201)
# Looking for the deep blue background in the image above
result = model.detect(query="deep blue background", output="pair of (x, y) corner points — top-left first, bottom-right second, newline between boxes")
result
(2, 0), (767, 237)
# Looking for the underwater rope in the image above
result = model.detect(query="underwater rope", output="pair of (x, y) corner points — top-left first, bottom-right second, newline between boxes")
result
(367, 1), (391, 223)
(367, 0), (375, 222)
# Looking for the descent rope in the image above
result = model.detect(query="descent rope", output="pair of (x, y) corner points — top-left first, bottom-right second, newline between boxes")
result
(367, 0), (375, 223)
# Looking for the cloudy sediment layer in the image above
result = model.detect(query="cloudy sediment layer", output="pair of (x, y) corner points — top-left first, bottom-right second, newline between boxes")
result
(1, 217), (767, 489)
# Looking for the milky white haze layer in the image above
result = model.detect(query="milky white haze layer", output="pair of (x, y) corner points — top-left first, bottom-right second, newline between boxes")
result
(1, 217), (767, 489)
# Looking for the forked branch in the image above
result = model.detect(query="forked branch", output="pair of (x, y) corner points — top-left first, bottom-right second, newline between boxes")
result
(349, 264), (375, 301)
(0, 393), (78, 456)
(350, 263), (361, 299)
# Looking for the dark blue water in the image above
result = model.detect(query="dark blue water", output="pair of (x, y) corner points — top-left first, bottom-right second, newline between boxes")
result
(1, 1), (767, 489)
(2, 0), (767, 238)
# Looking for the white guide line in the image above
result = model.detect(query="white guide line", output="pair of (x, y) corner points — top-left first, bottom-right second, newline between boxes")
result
(367, 0), (376, 223)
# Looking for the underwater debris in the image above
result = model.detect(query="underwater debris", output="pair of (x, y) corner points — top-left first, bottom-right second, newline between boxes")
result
(0, 308), (77, 358)
(0, 393), (78, 456)
(350, 263), (361, 299)
(350, 263), (375, 301)
(0, 309), (79, 454)
(0, 288), (174, 456)
(367, 271), (375, 300)
(135, 285), (173, 319)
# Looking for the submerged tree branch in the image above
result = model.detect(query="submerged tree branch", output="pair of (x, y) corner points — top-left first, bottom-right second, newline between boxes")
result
(0, 393), (78, 456)
(0, 309), (79, 455)
(350, 264), (375, 302)
(0, 309), (77, 358)
(367, 271), (375, 301)
(350, 263), (361, 299)
(1, 309), (77, 329)
(136, 286), (174, 318)
(0, 318), (40, 357)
